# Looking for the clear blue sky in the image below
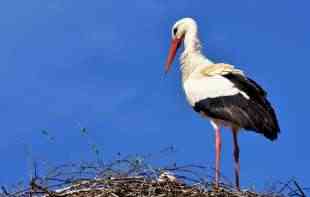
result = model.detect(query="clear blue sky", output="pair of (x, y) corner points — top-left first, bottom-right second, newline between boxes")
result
(0, 0), (309, 190)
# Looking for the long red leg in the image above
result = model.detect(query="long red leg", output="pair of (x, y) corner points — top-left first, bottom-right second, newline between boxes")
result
(232, 128), (240, 190)
(215, 126), (222, 188)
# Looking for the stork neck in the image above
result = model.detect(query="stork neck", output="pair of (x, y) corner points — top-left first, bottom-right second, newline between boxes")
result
(183, 28), (201, 54)
(180, 32), (213, 82)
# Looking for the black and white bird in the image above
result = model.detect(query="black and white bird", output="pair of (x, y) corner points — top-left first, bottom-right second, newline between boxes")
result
(164, 18), (280, 190)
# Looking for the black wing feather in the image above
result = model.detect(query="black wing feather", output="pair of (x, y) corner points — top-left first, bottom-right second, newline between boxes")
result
(194, 73), (280, 141)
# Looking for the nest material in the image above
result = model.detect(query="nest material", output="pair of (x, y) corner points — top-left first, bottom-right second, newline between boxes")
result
(27, 177), (265, 197)
(1, 155), (307, 197)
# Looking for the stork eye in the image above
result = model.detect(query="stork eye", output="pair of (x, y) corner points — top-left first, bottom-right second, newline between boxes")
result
(173, 28), (178, 35)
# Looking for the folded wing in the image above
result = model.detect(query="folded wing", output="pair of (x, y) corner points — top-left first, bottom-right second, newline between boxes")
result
(189, 63), (280, 140)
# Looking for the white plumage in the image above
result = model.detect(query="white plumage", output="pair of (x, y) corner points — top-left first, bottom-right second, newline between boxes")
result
(183, 75), (249, 106)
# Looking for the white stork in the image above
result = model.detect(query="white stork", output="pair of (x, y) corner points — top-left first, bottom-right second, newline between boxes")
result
(164, 18), (280, 190)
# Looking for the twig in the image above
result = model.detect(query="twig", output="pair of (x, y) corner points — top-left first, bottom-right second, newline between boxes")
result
(293, 181), (306, 197)
(1, 186), (9, 196)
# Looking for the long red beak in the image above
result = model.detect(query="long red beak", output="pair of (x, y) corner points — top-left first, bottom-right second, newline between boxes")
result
(164, 37), (183, 73)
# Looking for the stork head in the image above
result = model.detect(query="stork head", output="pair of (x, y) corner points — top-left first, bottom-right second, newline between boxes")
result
(164, 17), (197, 73)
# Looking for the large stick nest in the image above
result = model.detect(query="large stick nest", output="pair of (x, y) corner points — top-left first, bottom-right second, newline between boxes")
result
(27, 176), (265, 197)
(1, 154), (308, 197)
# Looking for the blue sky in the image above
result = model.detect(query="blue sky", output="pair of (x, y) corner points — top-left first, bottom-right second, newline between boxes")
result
(0, 0), (309, 191)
